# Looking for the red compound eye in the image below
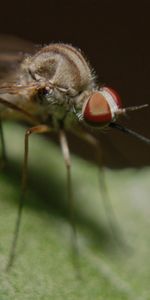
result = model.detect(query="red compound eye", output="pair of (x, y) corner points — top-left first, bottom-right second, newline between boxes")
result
(103, 87), (122, 109)
(82, 87), (122, 125)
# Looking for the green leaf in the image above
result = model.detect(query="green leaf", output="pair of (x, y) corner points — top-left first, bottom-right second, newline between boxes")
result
(0, 122), (150, 300)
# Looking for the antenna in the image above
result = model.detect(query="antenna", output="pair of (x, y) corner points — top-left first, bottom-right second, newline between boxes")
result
(115, 104), (149, 116)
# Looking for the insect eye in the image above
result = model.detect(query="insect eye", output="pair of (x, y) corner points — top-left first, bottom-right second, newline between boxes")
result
(103, 86), (122, 108)
(82, 87), (122, 126)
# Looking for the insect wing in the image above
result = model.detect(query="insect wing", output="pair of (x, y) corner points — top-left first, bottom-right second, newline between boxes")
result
(0, 35), (35, 83)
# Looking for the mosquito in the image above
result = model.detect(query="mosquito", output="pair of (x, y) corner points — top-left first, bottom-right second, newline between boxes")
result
(0, 38), (149, 270)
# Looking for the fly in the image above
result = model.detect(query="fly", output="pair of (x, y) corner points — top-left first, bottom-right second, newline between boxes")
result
(0, 37), (149, 270)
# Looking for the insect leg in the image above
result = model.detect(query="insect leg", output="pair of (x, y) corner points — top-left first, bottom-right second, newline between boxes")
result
(72, 129), (124, 246)
(59, 130), (80, 267)
(6, 125), (51, 271)
(0, 119), (7, 168)
(0, 97), (39, 124)
(0, 97), (32, 169)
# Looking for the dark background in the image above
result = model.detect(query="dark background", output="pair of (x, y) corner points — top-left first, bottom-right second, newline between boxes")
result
(0, 0), (150, 167)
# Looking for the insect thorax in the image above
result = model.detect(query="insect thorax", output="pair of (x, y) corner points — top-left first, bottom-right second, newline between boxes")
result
(19, 44), (96, 124)
(22, 44), (94, 91)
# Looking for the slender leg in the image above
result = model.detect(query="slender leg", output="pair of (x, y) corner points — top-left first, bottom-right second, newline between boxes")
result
(0, 97), (39, 124)
(72, 129), (124, 245)
(6, 124), (50, 271)
(0, 96), (39, 168)
(0, 119), (7, 169)
(59, 130), (80, 271)
(59, 130), (76, 236)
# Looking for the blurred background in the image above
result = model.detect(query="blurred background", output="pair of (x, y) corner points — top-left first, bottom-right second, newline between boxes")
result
(0, 0), (150, 167)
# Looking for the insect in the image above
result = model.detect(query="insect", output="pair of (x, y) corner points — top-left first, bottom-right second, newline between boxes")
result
(0, 36), (149, 270)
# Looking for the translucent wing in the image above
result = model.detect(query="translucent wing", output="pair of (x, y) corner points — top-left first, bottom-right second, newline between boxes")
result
(0, 35), (34, 60)
(0, 34), (35, 84)
(0, 35), (45, 97)
(0, 35), (43, 122)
